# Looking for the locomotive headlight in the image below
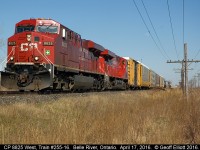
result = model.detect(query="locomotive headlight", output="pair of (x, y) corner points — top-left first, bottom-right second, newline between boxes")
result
(34, 56), (39, 61)
(10, 56), (14, 61)
(27, 34), (31, 42)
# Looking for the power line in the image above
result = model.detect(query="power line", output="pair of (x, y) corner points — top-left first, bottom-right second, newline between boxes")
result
(167, 0), (179, 60)
(141, 0), (170, 60)
(188, 49), (200, 67)
(132, 0), (168, 60)
(183, 0), (185, 46)
(167, 43), (200, 99)
(193, 49), (200, 60)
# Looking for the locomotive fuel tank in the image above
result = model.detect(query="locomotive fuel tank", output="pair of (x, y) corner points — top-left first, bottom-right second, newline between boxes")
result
(71, 75), (94, 90)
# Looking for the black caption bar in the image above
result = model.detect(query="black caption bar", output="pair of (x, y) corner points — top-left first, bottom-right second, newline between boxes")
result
(0, 144), (199, 150)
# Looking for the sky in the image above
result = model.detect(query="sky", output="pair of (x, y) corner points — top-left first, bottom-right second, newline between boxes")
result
(0, 0), (200, 86)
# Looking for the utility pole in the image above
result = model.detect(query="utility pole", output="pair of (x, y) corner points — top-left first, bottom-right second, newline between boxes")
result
(181, 61), (185, 93)
(167, 43), (200, 100)
(184, 43), (188, 99)
(198, 73), (200, 87)
(167, 59), (185, 92)
(173, 67), (184, 91)
(173, 64), (193, 93)
(194, 76), (197, 88)
(193, 73), (200, 88)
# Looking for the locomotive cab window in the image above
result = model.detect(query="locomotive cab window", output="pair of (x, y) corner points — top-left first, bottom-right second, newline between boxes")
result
(16, 25), (35, 33)
(36, 25), (58, 34)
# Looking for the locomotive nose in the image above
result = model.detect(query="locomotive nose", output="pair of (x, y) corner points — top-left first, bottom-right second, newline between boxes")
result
(14, 33), (39, 62)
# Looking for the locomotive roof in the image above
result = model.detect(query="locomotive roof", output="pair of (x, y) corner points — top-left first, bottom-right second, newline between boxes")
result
(16, 18), (60, 26)
(123, 57), (131, 60)
(15, 18), (81, 36)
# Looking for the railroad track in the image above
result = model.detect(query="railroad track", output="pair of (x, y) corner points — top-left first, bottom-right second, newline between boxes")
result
(0, 91), (30, 95)
(0, 88), (167, 105)
(0, 90), (130, 105)
(0, 90), (125, 96)
(0, 88), (166, 95)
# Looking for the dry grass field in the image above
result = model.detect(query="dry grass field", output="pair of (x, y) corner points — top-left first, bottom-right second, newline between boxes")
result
(0, 89), (200, 144)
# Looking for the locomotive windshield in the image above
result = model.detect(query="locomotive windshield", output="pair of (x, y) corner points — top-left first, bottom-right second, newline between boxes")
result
(36, 25), (58, 34)
(16, 25), (35, 33)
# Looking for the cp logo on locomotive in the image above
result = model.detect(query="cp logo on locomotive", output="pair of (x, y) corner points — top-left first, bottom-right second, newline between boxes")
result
(20, 43), (38, 51)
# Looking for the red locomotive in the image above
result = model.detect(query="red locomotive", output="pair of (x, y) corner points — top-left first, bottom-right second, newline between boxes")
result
(1, 18), (128, 91)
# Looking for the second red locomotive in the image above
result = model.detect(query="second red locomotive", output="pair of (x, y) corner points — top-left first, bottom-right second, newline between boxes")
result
(1, 18), (128, 91)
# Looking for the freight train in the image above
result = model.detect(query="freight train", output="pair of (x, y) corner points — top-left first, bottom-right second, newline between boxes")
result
(0, 18), (165, 91)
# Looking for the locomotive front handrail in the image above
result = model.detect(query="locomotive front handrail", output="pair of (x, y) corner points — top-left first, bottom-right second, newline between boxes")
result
(0, 46), (16, 67)
(35, 47), (53, 65)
